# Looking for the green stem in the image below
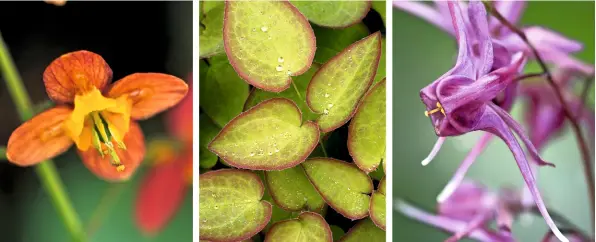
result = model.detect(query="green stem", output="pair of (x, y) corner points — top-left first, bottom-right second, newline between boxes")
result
(0, 146), (6, 160)
(0, 32), (86, 242)
(319, 140), (328, 157)
(291, 80), (303, 102)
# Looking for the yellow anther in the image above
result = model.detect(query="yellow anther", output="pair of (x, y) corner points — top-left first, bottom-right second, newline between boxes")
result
(425, 102), (446, 117)
(116, 165), (125, 172)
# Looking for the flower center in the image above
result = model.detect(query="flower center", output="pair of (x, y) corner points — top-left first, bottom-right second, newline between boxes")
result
(63, 87), (132, 172)
(424, 102), (445, 117)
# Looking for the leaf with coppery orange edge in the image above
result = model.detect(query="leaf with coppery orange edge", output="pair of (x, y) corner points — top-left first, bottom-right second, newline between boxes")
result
(265, 212), (332, 242)
(200, 114), (219, 169)
(79, 121), (145, 181)
(223, 1), (316, 92)
(348, 79), (386, 173)
(244, 63), (319, 122)
(107, 73), (188, 120)
(290, 1), (371, 28)
(200, 2), (225, 58)
(265, 165), (325, 212)
(135, 156), (188, 235)
(369, 177), (386, 230)
(43, 50), (113, 104)
(7, 106), (73, 166)
(208, 98), (319, 170)
(200, 169), (272, 242)
(339, 218), (385, 242)
(302, 158), (373, 220)
(306, 32), (382, 132)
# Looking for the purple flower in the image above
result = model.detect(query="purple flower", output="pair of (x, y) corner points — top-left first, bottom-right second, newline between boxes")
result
(396, 181), (522, 242)
(393, 0), (594, 75)
(415, 1), (567, 241)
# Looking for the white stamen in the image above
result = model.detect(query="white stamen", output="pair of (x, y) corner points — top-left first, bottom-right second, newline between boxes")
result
(437, 181), (459, 203)
(421, 137), (446, 166)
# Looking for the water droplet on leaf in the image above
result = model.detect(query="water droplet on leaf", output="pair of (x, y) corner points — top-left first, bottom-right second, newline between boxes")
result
(278, 57), (284, 63)
(324, 93), (330, 98)
(323, 109), (329, 115)
(276, 65), (283, 72)
(261, 26), (268, 32)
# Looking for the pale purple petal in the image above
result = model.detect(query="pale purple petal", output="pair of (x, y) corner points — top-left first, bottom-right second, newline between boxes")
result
(393, 1), (454, 35)
(467, 0), (494, 78)
(422, 137), (446, 166)
(525, 27), (584, 53)
(437, 133), (494, 203)
(490, 102), (555, 167)
(445, 212), (493, 242)
(489, 1), (527, 32)
(395, 200), (511, 242)
(478, 106), (569, 242)
(449, 0), (476, 79)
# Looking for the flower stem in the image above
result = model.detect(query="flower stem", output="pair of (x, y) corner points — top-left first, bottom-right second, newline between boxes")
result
(483, 1), (595, 228)
(291, 80), (303, 102)
(0, 32), (86, 242)
(0, 146), (6, 160)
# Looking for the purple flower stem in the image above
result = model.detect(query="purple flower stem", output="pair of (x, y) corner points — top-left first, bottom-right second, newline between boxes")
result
(482, 0), (595, 228)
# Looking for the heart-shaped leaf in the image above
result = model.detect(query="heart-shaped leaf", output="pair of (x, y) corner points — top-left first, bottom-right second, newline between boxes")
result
(200, 2), (225, 58)
(348, 78), (386, 173)
(200, 114), (220, 169)
(306, 32), (382, 132)
(302, 158), (373, 219)
(312, 24), (369, 64)
(374, 39), (386, 85)
(200, 54), (249, 127)
(290, 1), (371, 28)
(223, 1), (316, 92)
(265, 165), (325, 211)
(209, 98), (320, 170)
(244, 64), (319, 122)
(199, 169), (272, 241)
(339, 219), (385, 242)
(265, 212), (332, 242)
(369, 177), (386, 230)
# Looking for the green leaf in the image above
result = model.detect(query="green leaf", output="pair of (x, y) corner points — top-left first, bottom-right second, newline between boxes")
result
(290, 1), (371, 28)
(265, 165), (325, 211)
(369, 177), (386, 230)
(374, 38), (386, 85)
(371, 1), (386, 26)
(200, 3), (225, 58)
(244, 64), (320, 121)
(209, 98), (320, 170)
(339, 219), (385, 242)
(199, 169), (272, 241)
(199, 114), (220, 169)
(302, 158), (373, 219)
(203, 0), (223, 14)
(348, 79), (386, 173)
(330, 225), (345, 241)
(312, 23), (369, 64)
(265, 212), (332, 242)
(200, 54), (249, 127)
(224, 1), (316, 92)
(306, 32), (382, 132)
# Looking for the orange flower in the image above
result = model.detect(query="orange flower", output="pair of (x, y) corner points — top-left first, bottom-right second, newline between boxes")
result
(135, 79), (193, 234)
(6, 50), (188, 181)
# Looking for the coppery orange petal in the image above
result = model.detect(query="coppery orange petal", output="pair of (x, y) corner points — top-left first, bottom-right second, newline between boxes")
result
(79, 121), (145, 181)
(166, 80), (193, 144)
(107, 73), (188, 120)
(43, 50), (113, 103)
(7, 106), (74, 166)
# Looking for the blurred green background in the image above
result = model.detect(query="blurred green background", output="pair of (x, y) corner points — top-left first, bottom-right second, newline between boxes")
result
(393, 2), (594, 241)
(0, 2), (192, 241)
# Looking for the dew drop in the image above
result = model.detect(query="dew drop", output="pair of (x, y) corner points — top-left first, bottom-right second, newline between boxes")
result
(214, 205), (219, 210)
(275, 148), (280, 153)
(323, 109), (329, 115)
(268, 152), (273, 156)
(328, 103), (334, 108)
(347, 187), (351, 191)
(327, 83), (332, 86)
(286, 70), (292, 76)
(276, 65), (284, 72)
(252, 28), (256, 32)
(261, 26), (268, 32)
(278, 57), (284, 63)
(324, 93), (330, 98)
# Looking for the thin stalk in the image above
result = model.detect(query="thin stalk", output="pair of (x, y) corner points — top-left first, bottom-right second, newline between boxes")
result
(290, 80), (328, 157)
(0, 146), (6, 160)
(0, 32), (86, 242)
(86, 183), (127, 238)
(483, 1), (595, 228)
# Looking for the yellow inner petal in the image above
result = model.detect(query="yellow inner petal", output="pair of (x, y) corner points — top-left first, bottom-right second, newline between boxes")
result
(63, 87), (132, 171)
